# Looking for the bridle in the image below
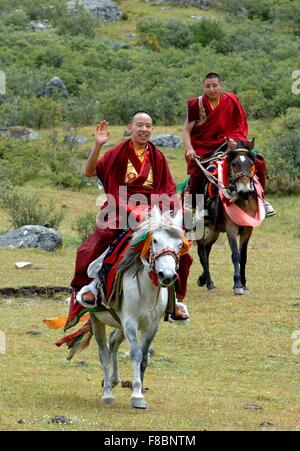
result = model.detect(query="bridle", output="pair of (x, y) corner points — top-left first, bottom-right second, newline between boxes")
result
(149, 245), (181, 272)
(231, 170), (254, 182)
(137, 235), (182, 312)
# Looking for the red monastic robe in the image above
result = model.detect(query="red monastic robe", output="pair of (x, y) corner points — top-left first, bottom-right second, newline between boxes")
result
(71, 139), (192, 299)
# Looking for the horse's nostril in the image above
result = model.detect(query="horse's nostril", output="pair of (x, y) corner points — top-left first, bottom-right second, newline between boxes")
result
(158, 271), (165, 279)
(158, 272), (177, 286)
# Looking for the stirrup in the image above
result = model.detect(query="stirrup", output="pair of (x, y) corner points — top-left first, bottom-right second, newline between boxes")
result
(168, 302), (190, 325)
(263, 200), (276, 218)
(76, 281), (98, 309)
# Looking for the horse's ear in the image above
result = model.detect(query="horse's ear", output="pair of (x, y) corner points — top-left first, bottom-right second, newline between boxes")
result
(174, 209), (183, 229)
(249, 138), (255, 151)
(227, 150), (237, 162)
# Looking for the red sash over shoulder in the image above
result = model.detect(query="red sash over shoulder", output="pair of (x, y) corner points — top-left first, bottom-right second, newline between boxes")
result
(187, 92), (249, 176)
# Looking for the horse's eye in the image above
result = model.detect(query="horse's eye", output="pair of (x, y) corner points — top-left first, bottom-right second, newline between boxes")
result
(153, 238), (157, 244)
(232, 162), (236, 167)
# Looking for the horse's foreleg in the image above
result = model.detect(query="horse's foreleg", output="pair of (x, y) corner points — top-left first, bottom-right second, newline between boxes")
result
(239, 228), (253, 292)
(123, 318), (147, 409)
(140, 325), (159, 387)
(226, 228), (244, 295)
(109, 329), (125, 387)
(90, 314), (114, 405)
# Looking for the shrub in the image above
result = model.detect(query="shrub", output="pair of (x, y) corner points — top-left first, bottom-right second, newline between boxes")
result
(190, 19), (231, 54)
(0, 188), (65, 229)
(137, 20), (193, 50)
(265, 130), (300, 194)
(0, 138), (44, 185)
(72, 211), (96, 242)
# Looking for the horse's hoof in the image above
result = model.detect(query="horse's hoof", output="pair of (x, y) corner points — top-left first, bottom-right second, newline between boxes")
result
(234, 287), (245, 295)
(131, 397), (148, 409)
(102, 396), (114, 406)
(208, 284), (218, 292)
(197, 275), (207, 287)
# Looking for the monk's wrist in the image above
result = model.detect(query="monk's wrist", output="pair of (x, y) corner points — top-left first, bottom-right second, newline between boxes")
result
(93, 143), (102, 152)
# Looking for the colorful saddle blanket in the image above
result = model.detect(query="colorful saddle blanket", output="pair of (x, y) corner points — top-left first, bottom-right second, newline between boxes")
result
(64, 228), (133, 331)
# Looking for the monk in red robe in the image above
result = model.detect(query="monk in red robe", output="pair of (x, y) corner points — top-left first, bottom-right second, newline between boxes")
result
(183, 72), (276, 217)
(71, 111), (192, 321)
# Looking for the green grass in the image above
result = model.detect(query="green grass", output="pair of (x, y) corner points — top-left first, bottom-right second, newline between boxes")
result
(1, 124), (300, 430)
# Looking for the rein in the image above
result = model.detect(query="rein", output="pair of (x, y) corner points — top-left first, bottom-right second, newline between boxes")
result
(136, 272), (161, 312)
(194, 145), (255, 197)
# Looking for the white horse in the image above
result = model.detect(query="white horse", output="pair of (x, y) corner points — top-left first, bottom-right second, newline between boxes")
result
(90, 207), (187, 409)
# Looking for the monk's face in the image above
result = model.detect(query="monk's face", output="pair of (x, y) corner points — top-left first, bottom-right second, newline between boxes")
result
(128, 113), (153, 148)
(203, 77), (222, 101)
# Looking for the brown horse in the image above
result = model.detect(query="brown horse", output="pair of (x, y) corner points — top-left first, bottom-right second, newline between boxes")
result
(196, 142), (262, 295)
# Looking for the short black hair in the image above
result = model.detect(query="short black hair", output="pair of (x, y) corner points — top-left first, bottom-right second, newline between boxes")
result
(203, 72), (221, 83)
(130, 111), (153, 124)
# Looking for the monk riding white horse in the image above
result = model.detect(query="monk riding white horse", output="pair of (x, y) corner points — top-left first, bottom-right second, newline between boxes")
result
(90, 207), (189, 409)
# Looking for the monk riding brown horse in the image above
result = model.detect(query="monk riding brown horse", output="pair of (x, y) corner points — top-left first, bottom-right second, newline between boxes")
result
(196, 140), (264, 295)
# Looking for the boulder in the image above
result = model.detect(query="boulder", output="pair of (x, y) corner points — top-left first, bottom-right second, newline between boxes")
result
(0, 226), (63, 251)
(30, 20), (51, 32)
(64, 135), (88, 144)
(39, 76), (69, 98)
(0, 126), (41, 140)
(67, 0), (122, 22)
(150, 134), (181, 149)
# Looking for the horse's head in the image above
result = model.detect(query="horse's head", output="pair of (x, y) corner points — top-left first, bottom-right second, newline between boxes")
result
(138, 207), (189, 288)
(227, 140), (256, 196)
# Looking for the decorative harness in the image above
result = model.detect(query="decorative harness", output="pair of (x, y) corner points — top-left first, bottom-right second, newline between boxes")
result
(149, 244), (181, 272)
(195, 145), (255, 199)
(137, 233), (182, 311)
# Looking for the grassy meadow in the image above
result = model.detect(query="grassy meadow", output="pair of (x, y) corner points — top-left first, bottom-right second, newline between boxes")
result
(0, 124), (300, 431)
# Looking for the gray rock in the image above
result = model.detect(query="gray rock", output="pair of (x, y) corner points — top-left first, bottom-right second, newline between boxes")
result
(123, 33), (136, 38)
(67, 0), (121, 22)
(0, 226), (63, 252)
(0, 127), (41, 140)
(64, 135), (88, 144)
(39, 76), (69, 98)
(150, 134), (181, 149)
(191, 15), (205, 20)
(30, 20), (51, 32)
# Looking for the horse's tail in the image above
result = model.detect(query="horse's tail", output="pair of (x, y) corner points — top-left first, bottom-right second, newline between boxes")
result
(55, 320), (93, 361)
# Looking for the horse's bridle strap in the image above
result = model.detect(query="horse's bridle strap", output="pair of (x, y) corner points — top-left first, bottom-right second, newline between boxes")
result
(150, 246), (180, 271)
(233, 170), (254, 181)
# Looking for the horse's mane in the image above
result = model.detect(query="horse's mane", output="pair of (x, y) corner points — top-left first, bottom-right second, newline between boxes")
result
(117, 209), (183, 275)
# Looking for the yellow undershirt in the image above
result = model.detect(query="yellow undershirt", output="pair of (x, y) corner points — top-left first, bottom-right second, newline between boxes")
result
(125, 147), (153, 187)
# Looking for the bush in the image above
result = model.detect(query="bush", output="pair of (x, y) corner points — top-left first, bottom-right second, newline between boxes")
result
(190, 19), (231, 54)
(44, 132), (87, 189)
(0, 188), (65, 229)
(72, 211), (96, 242)
(215, 0), (275, 21)
(137, 20), (193, 50)
(0, 138), (44, 185)
(265, 130), (300, 194)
